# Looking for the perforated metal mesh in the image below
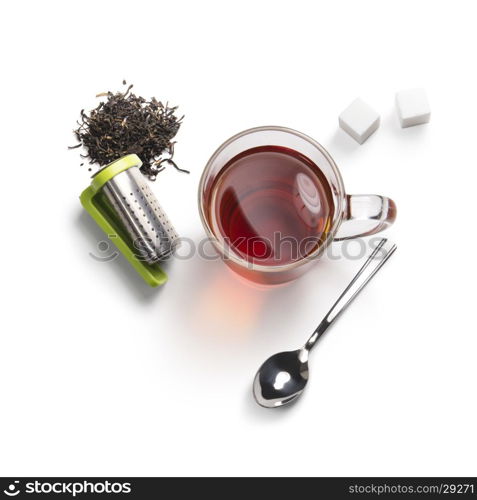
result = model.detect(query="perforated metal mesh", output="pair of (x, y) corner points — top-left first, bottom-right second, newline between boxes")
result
(102, 166), (179, 263)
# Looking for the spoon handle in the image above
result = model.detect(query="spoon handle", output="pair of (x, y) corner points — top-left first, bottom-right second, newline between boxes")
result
(305, 238), (397, 351)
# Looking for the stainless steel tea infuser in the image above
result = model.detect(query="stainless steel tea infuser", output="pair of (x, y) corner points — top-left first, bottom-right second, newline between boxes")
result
(80, 154), (179, 286)
(101, 163), (179, 263)
(253, 238), (397, 408)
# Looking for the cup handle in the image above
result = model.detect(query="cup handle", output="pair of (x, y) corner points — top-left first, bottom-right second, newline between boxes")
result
(334, 194), (397, 240)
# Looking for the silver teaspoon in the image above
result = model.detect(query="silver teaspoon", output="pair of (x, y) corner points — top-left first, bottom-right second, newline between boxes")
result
(253, 238), (397, 408)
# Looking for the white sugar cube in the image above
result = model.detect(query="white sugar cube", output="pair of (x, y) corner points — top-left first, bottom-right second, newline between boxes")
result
(338, 98), (380, 144)
(395, 88), (430, 128)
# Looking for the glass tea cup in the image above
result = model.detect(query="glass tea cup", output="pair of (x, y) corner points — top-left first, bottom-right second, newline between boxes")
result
(198, 126), (396, 285)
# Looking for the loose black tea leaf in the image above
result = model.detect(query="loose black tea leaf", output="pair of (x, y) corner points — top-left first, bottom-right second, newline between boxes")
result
(71, 83), (187, 180)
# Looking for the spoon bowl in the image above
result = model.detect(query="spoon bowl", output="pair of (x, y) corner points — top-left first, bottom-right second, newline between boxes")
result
(253, 349), (309, 408)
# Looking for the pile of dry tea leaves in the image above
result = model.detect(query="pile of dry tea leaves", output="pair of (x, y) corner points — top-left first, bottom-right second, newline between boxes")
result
(70, 82), (187, 180)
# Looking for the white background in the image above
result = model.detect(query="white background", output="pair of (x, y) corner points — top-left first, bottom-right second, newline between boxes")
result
(1, 0), (476, 477)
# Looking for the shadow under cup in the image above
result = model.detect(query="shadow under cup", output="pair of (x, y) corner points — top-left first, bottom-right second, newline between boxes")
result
(198, 126), (396, 285)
